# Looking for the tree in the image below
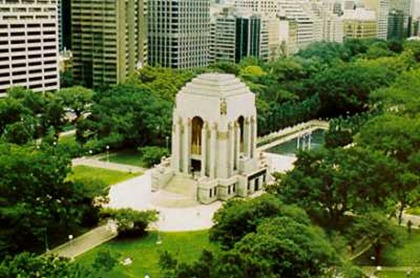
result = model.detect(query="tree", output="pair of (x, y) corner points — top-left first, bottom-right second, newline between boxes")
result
(210, 194), (309, 249)
(79, 84), (172, 148)
(350, 212), (402, 265)
(276, 147), (396, 228)
(0, 144), (109, 257)
(56, 86), (95, 123)
(308, 61), (395, 117)
(357, 114), (420, 222)
(138, 146), (169, 167)
(0, 251), (118, 277)
(217, 217), (337, 278)
(163, 216), (338, 278)
(297, 41), (351, 64)
(100, 208), (158, 238)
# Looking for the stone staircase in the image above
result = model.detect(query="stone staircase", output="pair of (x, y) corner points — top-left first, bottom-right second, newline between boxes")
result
(151, 174), (199, 208)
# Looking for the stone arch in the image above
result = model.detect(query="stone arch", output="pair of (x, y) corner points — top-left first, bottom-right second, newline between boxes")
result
(237, 115), (245, 152)
(191, 116), (204, 155)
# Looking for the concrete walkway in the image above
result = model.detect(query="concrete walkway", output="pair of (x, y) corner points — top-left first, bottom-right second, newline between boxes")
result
(362, 266), (420, 278)
(47, 223), (117, 258)
(72, 157), (144, 173)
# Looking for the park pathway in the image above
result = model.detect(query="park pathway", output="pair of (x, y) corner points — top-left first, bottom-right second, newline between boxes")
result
(47, 223), (117, 258)
(72, 157), (144, 173)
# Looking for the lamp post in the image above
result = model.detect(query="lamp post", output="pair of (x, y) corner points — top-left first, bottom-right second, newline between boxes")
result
(165, 136), (169, 152)
(44, 227), (49, 252)
(68, 234), (73, 257)
(106, 145), (110, 163)
(89, 149), (93, 156)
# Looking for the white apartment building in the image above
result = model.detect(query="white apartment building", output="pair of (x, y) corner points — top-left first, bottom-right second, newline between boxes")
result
(278, 0), (320, 49)
(148, 0), (210, 69)
(0, 0), (59, 95)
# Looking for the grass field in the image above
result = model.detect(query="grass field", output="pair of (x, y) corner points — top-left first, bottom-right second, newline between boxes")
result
(58, 133), (77, 145)
(356, 228), (420, 278)
(384, 229), (420, 267)
(68, 165), (141, 186)
(407, 207), (420, 216)
(79, 230), (212, 278)
(377, 270), (420, 278)
(100, 149), (147, 168)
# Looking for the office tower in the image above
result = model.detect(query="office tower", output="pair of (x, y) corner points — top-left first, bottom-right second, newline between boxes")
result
(148, 0), (210, 69)
(235, 0), (319, 50)
(210, 7), (269, 63)
(388, 8), (407, 38)
(343, 0), (358, 10)
(389, 0), (412, 37)
(342, 7), (377, 38)
(364, 0), (390, 39)
(71, 0), (147, 88)
(0, 0), (59, 95)
(58, 0), (71, 51)
(234, 0), (278, 15)
(333, 1), (344, 15)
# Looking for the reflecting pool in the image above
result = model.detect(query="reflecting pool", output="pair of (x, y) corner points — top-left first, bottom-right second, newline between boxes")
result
(265, 129), (325, 156)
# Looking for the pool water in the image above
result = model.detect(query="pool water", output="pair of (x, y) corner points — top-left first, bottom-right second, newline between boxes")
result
(265, 129), (325, 156)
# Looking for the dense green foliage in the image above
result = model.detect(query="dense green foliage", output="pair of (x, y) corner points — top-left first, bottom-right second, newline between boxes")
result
(0, 251), (119, 277)
(0, 144), (109, 258)
(162, 195), (340, 278)
(1, 39), (420, 275)
(138, 146), (170, 167)
(100, 208), (158, 238)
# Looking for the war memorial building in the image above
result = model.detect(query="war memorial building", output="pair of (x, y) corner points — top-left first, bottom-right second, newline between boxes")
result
(152, 73), (268, 204)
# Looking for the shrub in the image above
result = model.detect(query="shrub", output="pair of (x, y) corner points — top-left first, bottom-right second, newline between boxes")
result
(100, 208), (158, 238)
(138, 146), (169, 167)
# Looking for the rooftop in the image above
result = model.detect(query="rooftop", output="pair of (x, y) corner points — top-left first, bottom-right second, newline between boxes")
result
(179, 73), (252, 98)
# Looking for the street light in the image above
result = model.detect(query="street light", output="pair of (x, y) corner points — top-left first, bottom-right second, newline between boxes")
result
(89, 149), (93, 156)
(165, 136), (169, 152)
(68, 234), (74, 257)
(44, 227), (49, 252)
(106, 145), (110, 163)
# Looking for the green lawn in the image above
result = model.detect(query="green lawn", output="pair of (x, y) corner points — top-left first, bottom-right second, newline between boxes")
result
(58, 133), (76, 145)
(100, 149), (147, 168)
(377, 270), (420, 278)
(407, 207), (420, 216)
(356, 228), (420, 267)
(78, 230), (212, 278)
(68, 165), (141, 186)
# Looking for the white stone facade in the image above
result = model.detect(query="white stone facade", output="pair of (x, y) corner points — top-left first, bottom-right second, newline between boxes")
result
(152, 73), (268, 204)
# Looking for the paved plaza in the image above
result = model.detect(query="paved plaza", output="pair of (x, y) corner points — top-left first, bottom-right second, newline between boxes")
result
(107, 170), (223, 231)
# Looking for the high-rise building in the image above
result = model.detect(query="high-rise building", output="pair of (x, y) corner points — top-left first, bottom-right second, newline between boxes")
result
(388, 8), (407, 38)
(210, 7), (269, 63)
(388, 0), (412, 37)
(363, 0), (390, 39)
(342, 7), (377, 38)
(310, 0), (344, 42)
(234, 0), (278, 15)
(235, 0), (319, 50)
(71, 0), (147, 88)
(0, 0), (59, 95)
(148, 0), (210, 69)
(58, 0), (71, 51)
(277, 0), (320, 49)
